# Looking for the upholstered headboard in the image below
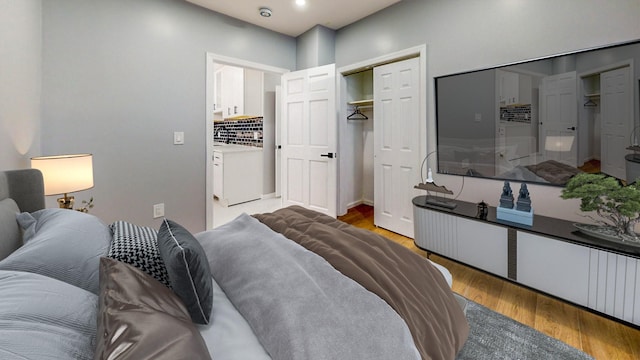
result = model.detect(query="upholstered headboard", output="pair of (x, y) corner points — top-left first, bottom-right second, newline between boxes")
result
(0, 169), (45, 259)
(0, 169), (45, 213)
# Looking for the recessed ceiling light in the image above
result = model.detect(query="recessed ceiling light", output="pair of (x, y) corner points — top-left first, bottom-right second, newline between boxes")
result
(259, 7), (272, 17)
(295, 0), (306, 6)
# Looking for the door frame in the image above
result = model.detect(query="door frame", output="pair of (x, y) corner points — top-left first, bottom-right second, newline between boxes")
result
(205, 52), (289, 230)
(336, 45), (428, 216)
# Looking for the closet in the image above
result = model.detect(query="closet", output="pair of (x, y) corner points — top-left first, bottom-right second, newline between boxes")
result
(345, 69), (375, 206)
(342, 56), (422, 238)
(578, 63), (633, 180)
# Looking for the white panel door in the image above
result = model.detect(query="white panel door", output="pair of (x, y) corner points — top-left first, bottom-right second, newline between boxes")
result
(600, 66), (632, 180)
(281, 64), (337, 216)
(373, 58), (420, 237)
(539, 71), (578, 166)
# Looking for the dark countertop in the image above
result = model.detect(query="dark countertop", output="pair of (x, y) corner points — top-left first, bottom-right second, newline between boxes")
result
(413, 195), (640, 258)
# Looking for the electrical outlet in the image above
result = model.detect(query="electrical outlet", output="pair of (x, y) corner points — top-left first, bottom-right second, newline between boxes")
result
(153, 203), (165, 218)
(173, 132), (184, 145)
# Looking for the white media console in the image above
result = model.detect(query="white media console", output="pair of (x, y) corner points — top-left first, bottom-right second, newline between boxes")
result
(413, 195), (640, 327)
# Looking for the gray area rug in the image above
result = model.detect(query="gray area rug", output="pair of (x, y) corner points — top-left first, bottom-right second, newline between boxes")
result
(457, 300), (594, 360)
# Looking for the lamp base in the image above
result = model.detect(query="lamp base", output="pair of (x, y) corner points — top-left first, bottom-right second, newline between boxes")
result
(57, 194), (75, 209)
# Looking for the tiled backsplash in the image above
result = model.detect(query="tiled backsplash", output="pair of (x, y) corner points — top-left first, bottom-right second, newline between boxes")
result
(213, 117), (263, 147)
(500, 104), (532, 123)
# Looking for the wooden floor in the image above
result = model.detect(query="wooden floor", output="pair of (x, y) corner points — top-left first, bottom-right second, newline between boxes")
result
(578, 159), (601, 174)
(338, 204), (640, 360)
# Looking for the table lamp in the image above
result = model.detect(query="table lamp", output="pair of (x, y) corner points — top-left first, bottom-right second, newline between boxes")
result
(31, 154), (94, 209)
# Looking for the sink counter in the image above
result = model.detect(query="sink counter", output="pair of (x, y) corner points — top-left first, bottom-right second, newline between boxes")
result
(213, 144), (263, 153)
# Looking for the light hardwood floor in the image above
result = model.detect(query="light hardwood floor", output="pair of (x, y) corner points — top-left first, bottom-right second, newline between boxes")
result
(338, 204), (640, 360)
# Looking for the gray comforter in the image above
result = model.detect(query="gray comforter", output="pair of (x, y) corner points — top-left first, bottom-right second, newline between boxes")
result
(197, 213), (421, 360)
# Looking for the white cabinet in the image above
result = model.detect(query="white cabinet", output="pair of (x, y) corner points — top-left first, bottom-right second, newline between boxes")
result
(517, 232), (591, 306)
(214, 66), (265, 119)
(497, 70), (532, 106)
(214, 65), (244, 118)
(213, 147), (263, 206)
(212, 152), (224, 198)
(413, 206), (508, 277)
(499, 70), (519, 106)
(413, 196), (640, 326)
(518, 232), (640, 324)
(458, 217), (508, 277)
(588, 250), (640, 325)
(496, 122), (535, 168)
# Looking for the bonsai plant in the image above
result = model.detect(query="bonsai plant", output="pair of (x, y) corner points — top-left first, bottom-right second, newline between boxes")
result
(561, 173), (640, 243)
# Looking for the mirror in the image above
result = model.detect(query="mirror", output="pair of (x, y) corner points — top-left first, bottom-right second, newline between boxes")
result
(435, 40), (640, 186)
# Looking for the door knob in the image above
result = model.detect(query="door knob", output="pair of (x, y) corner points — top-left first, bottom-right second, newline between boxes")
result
(320, 152), (334, 159)
(567, 126), (576, 130)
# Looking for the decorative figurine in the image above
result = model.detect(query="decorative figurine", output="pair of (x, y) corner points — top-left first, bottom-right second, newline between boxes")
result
(476, 200), (488, 219)
(499, 181), (514, 208)
(516, 183), (532, 212)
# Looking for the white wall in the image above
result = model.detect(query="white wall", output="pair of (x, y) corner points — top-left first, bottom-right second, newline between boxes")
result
(335, 0), (640, 223)
(41, 0), (296, 232)
(0, 0), (42, 169)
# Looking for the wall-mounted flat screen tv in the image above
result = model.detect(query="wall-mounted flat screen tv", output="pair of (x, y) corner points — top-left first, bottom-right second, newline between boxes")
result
(435, 40), (640, 186)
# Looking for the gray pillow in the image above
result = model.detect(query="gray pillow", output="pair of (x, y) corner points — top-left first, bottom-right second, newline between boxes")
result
(94, 258), (211, 360)
(158, 218), (213, 325)
(0, 208), (111, 294)
(0, 269), (98, 360)
(0, 198), (20, 260)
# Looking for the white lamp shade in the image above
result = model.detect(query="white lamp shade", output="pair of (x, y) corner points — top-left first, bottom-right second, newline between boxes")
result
(31, 154), (94, 195)
(544, 136), (575, 152)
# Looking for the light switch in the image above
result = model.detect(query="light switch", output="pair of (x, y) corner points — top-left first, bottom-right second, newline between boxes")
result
(174, 132), (184, 145)
(474, 113), (482, 122)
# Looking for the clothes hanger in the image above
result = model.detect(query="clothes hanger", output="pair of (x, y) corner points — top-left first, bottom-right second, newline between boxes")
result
(583, 98), (597, 107)
(347, 106), (368, 120)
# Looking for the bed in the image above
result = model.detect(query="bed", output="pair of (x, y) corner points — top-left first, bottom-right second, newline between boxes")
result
(0, 169), (469, 360)
(499, 160), (583, 185)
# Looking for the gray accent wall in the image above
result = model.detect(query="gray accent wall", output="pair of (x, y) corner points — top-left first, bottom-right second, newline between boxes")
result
(41, 0), (295, 232)
(5, 0), (640, 231)
(296, 25), (336, 70)
(262, 72), (281, 195)
(0, 0), (42, 170)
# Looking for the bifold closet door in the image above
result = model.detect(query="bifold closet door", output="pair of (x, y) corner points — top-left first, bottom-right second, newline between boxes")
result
(373, 57), (420, 238)
(600, 66), (632, 180)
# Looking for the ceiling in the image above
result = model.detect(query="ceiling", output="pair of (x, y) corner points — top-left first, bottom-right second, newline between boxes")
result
(185, 0), (402, 37)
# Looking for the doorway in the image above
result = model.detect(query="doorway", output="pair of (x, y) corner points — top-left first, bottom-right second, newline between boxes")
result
(337, 45), (427, 238)
(205, 53), (289, 229)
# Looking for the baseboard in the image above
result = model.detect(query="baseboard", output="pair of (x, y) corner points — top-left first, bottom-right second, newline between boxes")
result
(346, 199), (374, 210)
(261, 192), (277, 200)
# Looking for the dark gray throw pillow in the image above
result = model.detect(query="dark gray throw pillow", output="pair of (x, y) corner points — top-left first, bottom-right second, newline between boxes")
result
(157, 218), (213, 325)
